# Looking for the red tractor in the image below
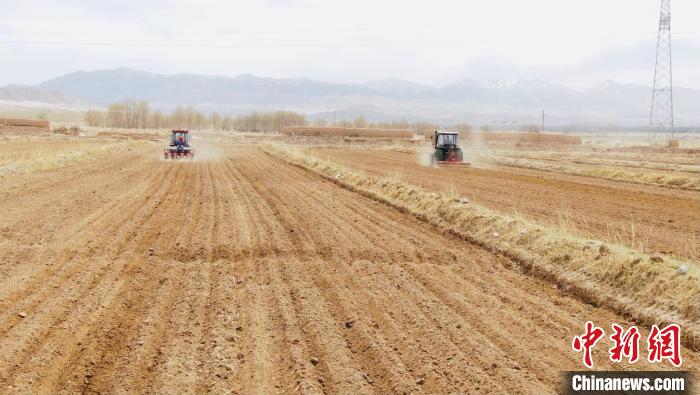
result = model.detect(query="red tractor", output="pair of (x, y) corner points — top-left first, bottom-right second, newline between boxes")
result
(164, 130), (195, 159)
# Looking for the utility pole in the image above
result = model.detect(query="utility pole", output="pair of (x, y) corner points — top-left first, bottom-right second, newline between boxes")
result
(333, 111), (336, 126)
(541, 110), (545, 133)
(650, 0), (673, 139)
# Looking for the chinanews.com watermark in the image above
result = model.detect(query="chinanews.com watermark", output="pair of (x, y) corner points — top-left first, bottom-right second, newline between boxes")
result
(563, 321), (693, 394)
(564, 371), (690, 394)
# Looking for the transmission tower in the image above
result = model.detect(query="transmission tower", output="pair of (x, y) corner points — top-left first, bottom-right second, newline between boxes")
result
(650, 0), (673, 138)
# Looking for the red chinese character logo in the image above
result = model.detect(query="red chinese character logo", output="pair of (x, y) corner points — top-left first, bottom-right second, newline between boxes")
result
(609, 324), (640, 363)
(572, 321), (605, 368)
(647, 324), (682, 367)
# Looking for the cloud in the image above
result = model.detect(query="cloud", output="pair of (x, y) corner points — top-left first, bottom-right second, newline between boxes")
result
(0, 0), (698, 88)
(450, 39), (700, 89)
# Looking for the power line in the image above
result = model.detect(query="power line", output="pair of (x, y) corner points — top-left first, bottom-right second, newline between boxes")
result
(0, 26), (433, 37)
(0, 40), (459, 48)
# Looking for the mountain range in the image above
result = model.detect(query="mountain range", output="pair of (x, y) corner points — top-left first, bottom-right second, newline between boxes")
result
(2, 67), (699, 127)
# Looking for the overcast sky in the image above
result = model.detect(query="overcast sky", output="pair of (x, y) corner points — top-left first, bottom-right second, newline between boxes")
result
(2, 0), (699, 88)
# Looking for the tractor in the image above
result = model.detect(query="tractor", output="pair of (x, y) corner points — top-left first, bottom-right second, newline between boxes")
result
(164, 129), (195, 159)
(431, 130), (470, 167)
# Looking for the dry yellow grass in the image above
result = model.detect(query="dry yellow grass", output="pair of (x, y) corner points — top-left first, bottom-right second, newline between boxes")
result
(481, 131), (582, 144)
(265, 143), (700, 350)
(595, 152), (700, 166)
(571, 158), (700, 173)
(282, 126), (414, 138)
(490, 156), (700, 191)
(626, 154), (700, 166)
(496, 150), (700, 173)
(423, 131), (582, 144)
(0, 139), (148, 175)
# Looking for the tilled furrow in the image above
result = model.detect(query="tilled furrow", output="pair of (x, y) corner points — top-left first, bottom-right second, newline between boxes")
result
(2, 145), (698, 394)
(0, 163), (176, 317)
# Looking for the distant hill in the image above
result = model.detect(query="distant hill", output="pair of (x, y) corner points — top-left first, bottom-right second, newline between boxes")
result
(0, 85), (74, 103)
(0, 84), (90, 115)
(1, 67), (697, 127)
(36, 68), (377, 107)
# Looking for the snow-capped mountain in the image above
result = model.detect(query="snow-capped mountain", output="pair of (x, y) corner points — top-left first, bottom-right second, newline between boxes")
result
(1, 68), (698, 127)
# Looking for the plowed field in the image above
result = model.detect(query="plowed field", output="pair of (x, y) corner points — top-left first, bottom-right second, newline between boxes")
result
(309, 148), (700, 258)
(1, 145), (697, 393)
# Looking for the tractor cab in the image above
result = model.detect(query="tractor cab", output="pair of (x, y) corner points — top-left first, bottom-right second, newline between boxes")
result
(432, 130), (470, 167)
(435, 131), (459, 149)
(170, 130), (190, 147)
(164, 130), (195, 159)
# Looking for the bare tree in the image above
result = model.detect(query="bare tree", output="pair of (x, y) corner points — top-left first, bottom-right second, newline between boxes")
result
(136, 100), (150, 129)
(87, 101), (311, 132)
(84, 110), (105, 127)
(209, 112), (222, 131)
(353, 116), (367, 128)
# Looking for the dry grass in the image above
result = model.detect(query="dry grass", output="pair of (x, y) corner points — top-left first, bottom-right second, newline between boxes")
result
(598, 152), (700, 166)
(570, 157), (700, 174)
(424, 131), (582, 145)
(282, 126), (414, 138)
(265, 143), (700, 350)
(490, 157), (700, 191)
(0, 139), (147, 175)
(495, 150), (700, 173)
(480, 131), (582, 145)
(622, 154), (700, 166)
(95, 130), (164, 141)
(382, 144), (417, 154)
(529, 199), (700, 264)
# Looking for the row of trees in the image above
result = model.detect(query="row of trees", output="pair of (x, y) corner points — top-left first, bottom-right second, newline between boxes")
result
(310, 116), (442, 131)
(84, 99), (469, 133)
(230, 111), (307, 132)
(84, 99), (309, 132)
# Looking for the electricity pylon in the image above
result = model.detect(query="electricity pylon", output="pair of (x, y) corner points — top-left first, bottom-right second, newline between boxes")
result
(650, 0), (673, 139)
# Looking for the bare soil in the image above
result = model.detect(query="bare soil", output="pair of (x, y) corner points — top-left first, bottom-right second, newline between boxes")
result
(1, 144), (697, 393)
(309, 148), (700, 259)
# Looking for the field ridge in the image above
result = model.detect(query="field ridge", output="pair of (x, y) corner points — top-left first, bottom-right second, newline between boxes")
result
(489, 156), (700, 191)
(264, 144), (700, 351)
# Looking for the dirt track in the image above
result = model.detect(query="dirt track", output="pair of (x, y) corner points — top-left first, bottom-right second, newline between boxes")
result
(1, 145), (697, 393)
(309, 148), (700, 258)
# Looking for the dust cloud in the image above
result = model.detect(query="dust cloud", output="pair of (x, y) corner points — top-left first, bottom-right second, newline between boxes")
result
(191, 139), (224, 162)
(416, 144), (434, 167)
(461, 132), (492, 167)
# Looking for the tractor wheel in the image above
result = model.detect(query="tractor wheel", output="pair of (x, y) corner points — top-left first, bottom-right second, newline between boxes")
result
(435, 150), (446, 164)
